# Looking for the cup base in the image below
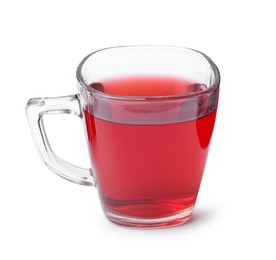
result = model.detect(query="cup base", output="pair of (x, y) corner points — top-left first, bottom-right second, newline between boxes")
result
(104, 206), (194, 228)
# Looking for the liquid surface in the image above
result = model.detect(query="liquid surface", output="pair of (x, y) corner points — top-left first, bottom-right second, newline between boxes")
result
(90, 76), (206, 96)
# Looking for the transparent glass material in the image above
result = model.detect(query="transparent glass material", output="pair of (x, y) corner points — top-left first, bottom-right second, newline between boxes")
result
(26, 46), (220, 228)
(26, 95), (95, 186)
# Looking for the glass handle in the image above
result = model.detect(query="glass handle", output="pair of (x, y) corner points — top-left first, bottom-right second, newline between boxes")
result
(26, 94), (95, 186)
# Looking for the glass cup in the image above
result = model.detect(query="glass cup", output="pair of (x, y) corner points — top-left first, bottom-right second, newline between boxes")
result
(26, 46), (220, 228)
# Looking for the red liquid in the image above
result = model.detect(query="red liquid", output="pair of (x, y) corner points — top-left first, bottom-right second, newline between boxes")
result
(84, 76), (217, 220)
(91, 76), (204, 96)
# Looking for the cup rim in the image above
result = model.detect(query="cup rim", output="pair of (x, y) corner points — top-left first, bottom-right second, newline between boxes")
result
(76, 45), (220, 101)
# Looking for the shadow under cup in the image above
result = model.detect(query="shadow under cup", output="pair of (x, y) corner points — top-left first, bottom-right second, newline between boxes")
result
(77, 46), (220, 227)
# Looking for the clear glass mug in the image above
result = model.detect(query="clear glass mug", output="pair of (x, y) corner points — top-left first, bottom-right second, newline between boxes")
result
(26, 46), (220, 228)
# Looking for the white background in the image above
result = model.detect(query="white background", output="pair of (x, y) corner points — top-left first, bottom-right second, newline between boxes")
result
(1, 0), (275, 259)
